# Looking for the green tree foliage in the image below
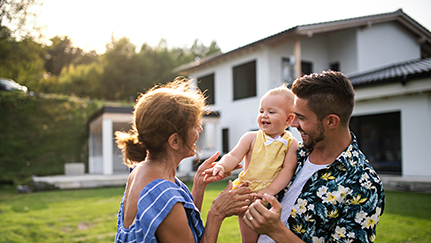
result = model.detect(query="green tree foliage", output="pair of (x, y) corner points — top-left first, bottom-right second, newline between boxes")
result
(58, 62), (104, 98)
(0, 92), (103, 183)
(0, 25), (44, 89)
(94, 37), (221, 101)
(0, 0), (41, 38)
(44, 36), (78, 76)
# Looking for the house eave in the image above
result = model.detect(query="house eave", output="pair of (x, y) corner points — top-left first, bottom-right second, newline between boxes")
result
(174, 9), (431, 75)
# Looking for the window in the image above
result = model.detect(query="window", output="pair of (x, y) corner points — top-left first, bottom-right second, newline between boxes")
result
(350, 112), (401, 174)
(330, 62), (340, 71)
(197, 73), (215, 105)
(222, 128), (229, 154)
(301, 61), (313, 75)
(233, 60), (256, 100)
(282, 57), (295, 84)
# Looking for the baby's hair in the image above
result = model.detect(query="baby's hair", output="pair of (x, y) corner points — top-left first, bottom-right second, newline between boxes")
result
(262, 83), (294, 113)
(115, 77), (206, 167)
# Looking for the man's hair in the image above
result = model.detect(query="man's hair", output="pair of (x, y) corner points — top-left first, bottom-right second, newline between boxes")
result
(291, 70), (355, 126)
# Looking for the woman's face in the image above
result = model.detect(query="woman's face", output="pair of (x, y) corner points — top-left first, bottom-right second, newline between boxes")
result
(184, 123), (203, 158)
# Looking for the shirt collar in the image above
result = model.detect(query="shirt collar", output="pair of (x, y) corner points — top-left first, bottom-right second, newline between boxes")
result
(297, 132), (359, 169)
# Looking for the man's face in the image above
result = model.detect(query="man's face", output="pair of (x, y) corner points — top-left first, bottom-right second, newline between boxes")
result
(291, 97), (325, 149)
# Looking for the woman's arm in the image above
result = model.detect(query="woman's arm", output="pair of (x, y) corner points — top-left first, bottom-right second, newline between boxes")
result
(156, 202), (196, 242)
(192, 152), (220, 211)
(192, 152), (244, 211)
(201, 181), (253, 243)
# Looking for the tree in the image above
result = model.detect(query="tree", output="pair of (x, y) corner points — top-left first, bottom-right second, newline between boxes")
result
(44, 36), (79, 76)
(0, 0), (42, 38)
(101, 36), (141, 100)
(0, 27), (45, 89)
(58, 61), (104, 98)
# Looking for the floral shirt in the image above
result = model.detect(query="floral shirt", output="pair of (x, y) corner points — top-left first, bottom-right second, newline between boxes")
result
(283, 133), (385, 242)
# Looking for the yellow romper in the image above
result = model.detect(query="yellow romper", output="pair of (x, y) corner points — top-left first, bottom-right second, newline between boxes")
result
(233, 130), (294, 193)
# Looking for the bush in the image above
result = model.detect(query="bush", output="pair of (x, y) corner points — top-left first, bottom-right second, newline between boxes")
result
(0, 92), (103, 184)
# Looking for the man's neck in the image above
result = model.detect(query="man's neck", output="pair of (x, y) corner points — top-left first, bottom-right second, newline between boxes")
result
(308, 129), (352, 165)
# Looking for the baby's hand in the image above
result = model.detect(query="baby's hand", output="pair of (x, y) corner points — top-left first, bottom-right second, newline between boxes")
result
(202, 165), (224, 182)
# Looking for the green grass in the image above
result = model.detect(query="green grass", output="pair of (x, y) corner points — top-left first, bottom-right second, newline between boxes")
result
(375, 191), (431, 242)
(0, 182), (430, 243)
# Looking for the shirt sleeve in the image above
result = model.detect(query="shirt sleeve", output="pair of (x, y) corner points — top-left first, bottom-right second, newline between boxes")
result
(135, 180), (190, 242)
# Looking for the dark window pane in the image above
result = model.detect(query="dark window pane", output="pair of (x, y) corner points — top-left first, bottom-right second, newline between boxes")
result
(330, 62), (340, 71)
(301, 61), (313, 75)
(233, 60), (256, 100)
(350, 112), (401, 174)
(197, 73), (215, 105)
(222, 128), (229, 154)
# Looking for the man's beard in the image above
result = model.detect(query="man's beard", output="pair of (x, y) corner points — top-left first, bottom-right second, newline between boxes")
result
(300, 122), (325, 149)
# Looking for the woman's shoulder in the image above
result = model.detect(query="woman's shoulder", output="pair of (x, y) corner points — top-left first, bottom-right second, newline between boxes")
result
(138, 178), (193, 207)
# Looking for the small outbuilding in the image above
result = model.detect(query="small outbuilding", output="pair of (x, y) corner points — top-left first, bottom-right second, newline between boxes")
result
(87, 106), (220, 176)
(88, 106), (133, 175)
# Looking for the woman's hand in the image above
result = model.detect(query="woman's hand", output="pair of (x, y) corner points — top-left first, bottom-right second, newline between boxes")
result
(201, 181), (252, 242)
(210, 180), (253, 219)
(192, 152), (243, 212)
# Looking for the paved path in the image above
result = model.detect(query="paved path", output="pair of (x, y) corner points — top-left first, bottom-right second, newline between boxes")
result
(33, 173), (431, 193)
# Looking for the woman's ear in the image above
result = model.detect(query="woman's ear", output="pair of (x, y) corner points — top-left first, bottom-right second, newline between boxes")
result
(168, 133), (180, 150)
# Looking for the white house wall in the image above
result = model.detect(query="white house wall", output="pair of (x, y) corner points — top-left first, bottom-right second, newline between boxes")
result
(357, 22), (421, 73)
(88, 112), (133, 175)
(192, 48), (296, 154)
(301, 36), (330, 73)
(327, 29), (358, 75)
(89, 116), (103, 174)
(354, 78), (431, 177)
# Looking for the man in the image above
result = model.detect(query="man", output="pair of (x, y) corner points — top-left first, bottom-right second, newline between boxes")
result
(244, 71), (385, 243)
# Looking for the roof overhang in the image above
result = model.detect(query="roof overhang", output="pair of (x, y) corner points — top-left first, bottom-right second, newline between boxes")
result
(174, 9), (431, 75)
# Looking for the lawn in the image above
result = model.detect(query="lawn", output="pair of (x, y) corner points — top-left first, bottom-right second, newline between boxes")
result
(0, 181), (430, 243)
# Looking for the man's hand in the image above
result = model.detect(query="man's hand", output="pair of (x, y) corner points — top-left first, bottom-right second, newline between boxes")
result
(243, 194), (283, 235)
(244, 194), (304, 242)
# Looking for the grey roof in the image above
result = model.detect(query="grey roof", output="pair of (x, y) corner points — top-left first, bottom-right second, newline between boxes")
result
(88, 106), (134, 123)
(348, 57), (431, 87)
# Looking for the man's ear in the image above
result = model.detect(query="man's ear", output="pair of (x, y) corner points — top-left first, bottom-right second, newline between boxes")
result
(325, 114), (340, 129)
(285, 113), (295, 126)
(168, 133), (180, 150)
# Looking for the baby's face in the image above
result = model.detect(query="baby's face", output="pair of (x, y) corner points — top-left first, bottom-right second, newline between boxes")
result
(257, 94), (291, 138)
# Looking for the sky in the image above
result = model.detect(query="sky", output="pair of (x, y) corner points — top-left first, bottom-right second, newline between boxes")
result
(36, 0), (431, 54)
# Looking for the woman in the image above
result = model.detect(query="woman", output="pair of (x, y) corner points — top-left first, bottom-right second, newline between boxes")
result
(115, 78), (253, 243)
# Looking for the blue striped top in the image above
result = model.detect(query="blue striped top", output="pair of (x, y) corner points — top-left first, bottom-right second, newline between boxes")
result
(115, 178), (204, 243)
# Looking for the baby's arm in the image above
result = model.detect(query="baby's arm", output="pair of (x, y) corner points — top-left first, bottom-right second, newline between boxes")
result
(258, 138), (299, 197)
(203, 132), (255, 181)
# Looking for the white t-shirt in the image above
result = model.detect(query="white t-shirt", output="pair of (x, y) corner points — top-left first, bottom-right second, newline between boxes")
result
(257, 157), (328, 243)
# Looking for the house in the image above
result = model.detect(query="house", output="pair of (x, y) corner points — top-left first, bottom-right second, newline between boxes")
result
(173, 9), (431, 178)
(88, 106), (133, 175)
